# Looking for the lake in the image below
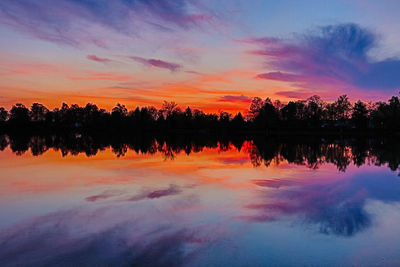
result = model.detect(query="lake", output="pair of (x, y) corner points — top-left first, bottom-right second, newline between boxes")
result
(1, 135), (400, 266)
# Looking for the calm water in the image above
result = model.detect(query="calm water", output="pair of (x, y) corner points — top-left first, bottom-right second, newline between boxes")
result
(1, 136), (400, 266)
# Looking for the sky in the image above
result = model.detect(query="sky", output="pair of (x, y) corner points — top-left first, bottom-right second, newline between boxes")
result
(1, 0), (400, 113)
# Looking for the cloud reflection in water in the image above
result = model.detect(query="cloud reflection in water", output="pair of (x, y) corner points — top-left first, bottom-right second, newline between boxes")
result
(244, 171), (400, 236)
(0, 195), (222, 266)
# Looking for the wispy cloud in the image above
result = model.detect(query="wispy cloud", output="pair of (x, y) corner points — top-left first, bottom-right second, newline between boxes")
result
(86, 55), (113, 64)
(185, 70), (203, 75)
(0, 0), (215, 47)
(127, 185), (182, 201)
(85, 185), (183, 203)
(128, 56), (182, 72)
(85, 190), (124, 202)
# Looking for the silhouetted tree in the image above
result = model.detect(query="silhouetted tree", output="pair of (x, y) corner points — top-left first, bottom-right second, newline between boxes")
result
(184, 107), (193, 129)
(231, 112), (245, 130)
(111, 103), (127, 128)
(253, 98), (279, 131)
(281, 100), (306, 128)
(352, 100), (369, 129)
(248, 97), (264, 120)
(112, 103), (127, 117)
(387, 96), (400, 129)
(306, 95), (324, 128)
(335, 95), (351, 121)
(2, 94), (400, 135)
(30, 103), (49, 122)
(161, 101), (178, 119)
(0, 107), (8, 122)
(9, 103), (30, 128)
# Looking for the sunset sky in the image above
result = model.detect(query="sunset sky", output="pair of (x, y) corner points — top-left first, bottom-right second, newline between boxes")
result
(1, 0), (400, 113)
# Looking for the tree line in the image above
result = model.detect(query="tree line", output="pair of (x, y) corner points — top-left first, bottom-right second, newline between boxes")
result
(1, 94), (400, 133)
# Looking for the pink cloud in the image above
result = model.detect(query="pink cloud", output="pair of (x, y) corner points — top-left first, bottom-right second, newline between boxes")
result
(185, 70), (203, 75)
(86, 55), (113, 64)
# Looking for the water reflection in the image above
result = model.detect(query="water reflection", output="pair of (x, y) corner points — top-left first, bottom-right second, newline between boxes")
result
(0, 204), (209, 266)
(1, 134), (400, 266)
(1, 134), (400, 173)
(244, 172), (400, 236)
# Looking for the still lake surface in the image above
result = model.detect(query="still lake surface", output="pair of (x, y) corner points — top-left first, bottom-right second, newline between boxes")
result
(1, 136), (400, 266)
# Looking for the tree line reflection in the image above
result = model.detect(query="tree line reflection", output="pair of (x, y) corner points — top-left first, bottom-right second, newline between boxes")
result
(1, 134), (400, 173)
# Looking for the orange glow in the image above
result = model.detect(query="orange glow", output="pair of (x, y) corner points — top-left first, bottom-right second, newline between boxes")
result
(0, 141), (356, 197)
(68, 72), (133, 81)
(1, 56), (375, 114)
(0, 55), (300, 113)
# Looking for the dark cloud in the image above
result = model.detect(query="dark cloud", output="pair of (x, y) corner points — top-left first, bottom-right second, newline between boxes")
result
(85, 190), (124, 202)
(128, 56), (182, 72)
(126, 185), (182, 201)
(256, 71), (301, 82)
(251, 23), (400, 94)
(218, 95), (252, 103)
(147, 185), (182, 199)
(252, 179), (299, 189)
(84, 185), (183, 203)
